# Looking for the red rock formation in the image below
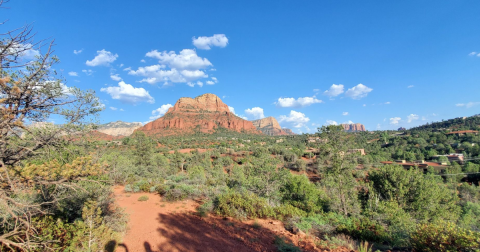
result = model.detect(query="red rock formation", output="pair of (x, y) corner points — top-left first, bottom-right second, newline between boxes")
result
(137, 94), (262, 136)
(341, 123), (366, 132)
(252, 117), (295, 136)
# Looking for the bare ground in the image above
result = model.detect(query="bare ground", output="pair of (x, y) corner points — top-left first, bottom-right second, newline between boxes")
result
(113, 186), (354, 252)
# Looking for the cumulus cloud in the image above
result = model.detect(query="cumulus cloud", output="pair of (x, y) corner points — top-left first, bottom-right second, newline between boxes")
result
(110, 74), (122, 81)
(323, 84), (344, 97)
(275, 96), (323, 108)
(279, 110), (310, 128)
(82, 69), (94, 76)
(7, 43), (40, 61)
(407, 114), (419, 123)
(456, 102), (480, 108)
(343, 120), (354, 124)
(150, 104), (173, 120)
(326, 120), (338, 126)
(469, 52), (477, 56)
(109, 107), (118, 111)
(342, 112), (349, 116)
(228, 106), (236, 115)
(345, 84), (373, 99)
(390, 117), (401, 125)
(385, 102), (391, 104)
(100, 81), (154, 104)
(86, 49), (118, 66)
(68, 71), (78, 76)
(192, 34), (228, 50)
(407, 85), (414, 88)
(73, 49), (83, 55)
(245, 107), (265, 120)
(129, 49), (211, 85)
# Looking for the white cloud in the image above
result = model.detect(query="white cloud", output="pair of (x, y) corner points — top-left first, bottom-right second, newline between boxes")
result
(82, 69), (94, 76)
(363, 104), (366, 107)
(275, 96), (323, 108)
(206, 80), (215, 85)
(140, 59), (146, 63)
(345, 83), (373, 99)
(313, 89), (320, 92)
(407, 114), (419, 123)
(245, 107), (265, 120)
(192, 34), (228, 50)
(210, 68), (217, 71)
(407, 85), (414, 88)
(8, 43), (40, 61)
(390, 117), (401, 125)
(150, 104), (173, 120)
(110, 74), (122, 81)
(109, 106), (118, 111)
(73, 49), (83, 55)
(279, 110), (310, 128)
(385, 101), (391, 104)
(146, 49), (211, 70)
(100, 81), (154, 104)
(326, 120), (338, 126)
(469, 52), (477, 56)
(343, 120), (354, 124)
(86, 49), (118, 67)
(129, 49), (211, 85)
(228, 106), (236, 115)
(456, 102), (480, 108)
(342, 112), (349, 116)
(68, 71), (78, 76)
(323, 84), (344, 97)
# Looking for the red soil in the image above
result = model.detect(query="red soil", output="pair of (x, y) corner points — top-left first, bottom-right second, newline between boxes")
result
(113, 187), (353, 252)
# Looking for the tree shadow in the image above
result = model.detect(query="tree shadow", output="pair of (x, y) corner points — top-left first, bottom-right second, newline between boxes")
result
(149, 212), (286, 252)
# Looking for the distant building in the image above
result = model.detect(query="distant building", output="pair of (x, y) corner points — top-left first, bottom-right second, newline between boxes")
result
(381, 160), (449, 173)
(307, 137), (327, 143)
(348, 149), (366, 155)
(434, 154), (464, 164)
(446, 130), (479, 136)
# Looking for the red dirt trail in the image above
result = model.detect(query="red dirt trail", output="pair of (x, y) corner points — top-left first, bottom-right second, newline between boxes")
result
(113, 186), (353, 252)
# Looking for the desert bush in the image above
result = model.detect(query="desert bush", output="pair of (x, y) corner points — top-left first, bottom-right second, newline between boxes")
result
(138, 195), (149, 201)
(164, 184), (196, 201)
(410, 220), (480, 252)
(273, 236), (301, 252)
(280, 174), (327, 214)
(214, 190), (276, 219)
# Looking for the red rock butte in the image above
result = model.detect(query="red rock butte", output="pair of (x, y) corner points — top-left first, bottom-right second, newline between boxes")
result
(252, 116), (295, 136)
(136, 93), (262, 136)
(341, 123), (366, 132)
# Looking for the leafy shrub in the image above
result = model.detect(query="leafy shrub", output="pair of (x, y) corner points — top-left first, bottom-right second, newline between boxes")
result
(410, 220), (480, 252)
(214, 190), (276, 219)
(280, 174), (327, 214)
(138, 195), (149, 201)
(124, 184), (133, 192)
(274, 236), (301, 252)
(164, 184), (195, 201)
(155, 184), (170, 195)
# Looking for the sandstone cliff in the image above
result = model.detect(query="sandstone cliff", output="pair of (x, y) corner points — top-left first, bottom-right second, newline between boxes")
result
(251, 117), (295, 136)
(341, 123), (366, 132)
(97, 121), (143, 136)
(136, 94), (261, 136)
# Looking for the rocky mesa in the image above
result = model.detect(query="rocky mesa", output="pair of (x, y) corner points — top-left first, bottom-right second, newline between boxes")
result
(251, 117), (295, 136)
(97, 121), (143, 136)
(341, 123), (366, 132)
(136, 94), (261, 136)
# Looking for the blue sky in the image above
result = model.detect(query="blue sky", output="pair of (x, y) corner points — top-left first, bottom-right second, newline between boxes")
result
(5, 0), (480, 132)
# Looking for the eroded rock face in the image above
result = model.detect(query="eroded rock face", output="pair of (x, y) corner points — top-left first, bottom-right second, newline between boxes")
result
(137, 94), (261, 136)
(252, 117), (295, 136)
(341, 123), (366, 132)
(97, 121), (143, 136)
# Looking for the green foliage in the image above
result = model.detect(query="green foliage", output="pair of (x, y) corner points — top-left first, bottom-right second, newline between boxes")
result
(164, 183), (196, 201)
(214, 190), (276, 219)
(273, 236), (301, 252)
(368, 164), (460, 222)
(410, 221), (480, 252)
(138, 195), (149, 201)
(280, 174), (327, 213)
